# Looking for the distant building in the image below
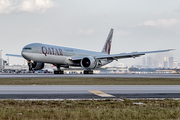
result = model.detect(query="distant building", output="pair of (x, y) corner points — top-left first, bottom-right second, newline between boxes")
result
(4, 65), (28, 71)
(173, 61), (178, 68)
(117, 63), (124, 67)
(178, 63), (180, 68)
(158, 63), (162, 68)
(162, 57), (168, 68)
(154, 60), (158, 68)
(147, 57), (152, 67)
(142, 57), (146, 66)
(164, 61), (168, 68)
(169, 57), (173, 68)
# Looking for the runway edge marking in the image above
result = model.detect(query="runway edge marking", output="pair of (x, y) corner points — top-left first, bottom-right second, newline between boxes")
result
(88, 90), (115, 97)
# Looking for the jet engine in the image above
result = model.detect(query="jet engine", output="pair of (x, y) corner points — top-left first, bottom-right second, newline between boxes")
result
(80, 57), (97, 69)
(28, 61), (44, 71)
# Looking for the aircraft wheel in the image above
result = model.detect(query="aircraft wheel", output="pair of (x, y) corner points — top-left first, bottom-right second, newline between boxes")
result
(83, 70), (93, 74)
(54, 70), (64, 74)
(89, 71), (93, 74)
(59, 71), (64, 74)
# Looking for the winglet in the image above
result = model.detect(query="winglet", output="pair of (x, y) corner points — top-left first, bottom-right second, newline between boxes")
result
(168, 49), (176, 51)
(101, 28), (114, 55)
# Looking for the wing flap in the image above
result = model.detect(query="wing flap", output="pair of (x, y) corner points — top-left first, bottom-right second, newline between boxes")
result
(95, 49), (174, 60)
(95, 53), (145, 59)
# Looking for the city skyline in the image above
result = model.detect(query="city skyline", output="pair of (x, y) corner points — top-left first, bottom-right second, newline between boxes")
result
(140, 56), (179, 68)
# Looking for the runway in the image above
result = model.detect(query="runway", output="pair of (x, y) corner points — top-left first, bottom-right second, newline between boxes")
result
(0, 73), (180, 78)
(0, 85), (180, 99)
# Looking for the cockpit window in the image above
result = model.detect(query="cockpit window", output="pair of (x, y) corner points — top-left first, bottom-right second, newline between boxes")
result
(23, 47), (32, 50)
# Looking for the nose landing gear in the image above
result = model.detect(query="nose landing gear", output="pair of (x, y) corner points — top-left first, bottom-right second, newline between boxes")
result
(27, 60), (32, 71)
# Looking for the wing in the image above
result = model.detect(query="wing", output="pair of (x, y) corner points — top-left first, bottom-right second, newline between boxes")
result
(70, 49), (174, 61)
(95, 49), (175, 60)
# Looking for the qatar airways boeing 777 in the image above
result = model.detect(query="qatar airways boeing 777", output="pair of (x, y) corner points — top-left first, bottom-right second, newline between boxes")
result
(19, 28), (174, 74)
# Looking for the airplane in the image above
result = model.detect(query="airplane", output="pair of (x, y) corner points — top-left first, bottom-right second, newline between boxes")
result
(20, 28), (174, 74)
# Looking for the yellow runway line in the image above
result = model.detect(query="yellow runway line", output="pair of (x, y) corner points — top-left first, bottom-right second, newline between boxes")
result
(88, 90), (115, 97)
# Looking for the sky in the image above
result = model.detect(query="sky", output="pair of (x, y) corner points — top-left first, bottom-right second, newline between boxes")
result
(0, 0), (180, 67)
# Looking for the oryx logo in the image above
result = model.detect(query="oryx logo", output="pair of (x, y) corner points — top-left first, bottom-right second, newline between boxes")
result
(104, 33), (112, 55)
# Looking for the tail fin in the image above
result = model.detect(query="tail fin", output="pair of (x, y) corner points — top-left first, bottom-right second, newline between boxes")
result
(101, 28), (114, 55)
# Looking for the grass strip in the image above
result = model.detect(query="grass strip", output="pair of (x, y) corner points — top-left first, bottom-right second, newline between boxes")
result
(0, 78), (180, 85)
(0, 99), (180, 120)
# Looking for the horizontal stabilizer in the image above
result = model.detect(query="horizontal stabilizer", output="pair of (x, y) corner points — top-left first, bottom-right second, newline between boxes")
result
(6, 54), (22, 57)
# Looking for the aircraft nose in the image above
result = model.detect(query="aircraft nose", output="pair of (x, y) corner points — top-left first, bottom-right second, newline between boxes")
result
(21, 51), (26, 58)
(21, 51), (30, 60)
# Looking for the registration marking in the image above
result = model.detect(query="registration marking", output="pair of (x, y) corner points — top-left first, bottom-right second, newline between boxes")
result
(88, 90), (115, 97)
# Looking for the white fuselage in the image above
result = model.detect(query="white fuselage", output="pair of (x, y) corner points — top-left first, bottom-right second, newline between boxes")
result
(21, 43), (112, 68)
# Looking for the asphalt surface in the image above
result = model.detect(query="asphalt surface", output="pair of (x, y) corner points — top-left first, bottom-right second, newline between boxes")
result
(0, 85), (180, 99)
(0, 73), (180, 78)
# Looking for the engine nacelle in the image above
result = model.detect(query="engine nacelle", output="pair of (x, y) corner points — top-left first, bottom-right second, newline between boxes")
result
(80, 57), (97, 69)
(32, 62), (44, 70)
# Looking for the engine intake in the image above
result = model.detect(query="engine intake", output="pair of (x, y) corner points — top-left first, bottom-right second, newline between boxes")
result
(32, 62), (44, 70)
(80, 57), (97, 69)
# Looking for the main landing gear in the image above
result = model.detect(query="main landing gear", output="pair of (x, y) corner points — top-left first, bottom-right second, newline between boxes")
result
(83, 70), (93, 74)
(54, 70), (94, 74)
(54, 65), (64, 74)
(53, 65), (94, 74)
(54, 70), (64, 74)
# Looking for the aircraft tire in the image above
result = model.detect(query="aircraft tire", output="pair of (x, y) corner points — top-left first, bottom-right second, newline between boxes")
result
(54, 70), (64, 74)
(60, 71), (64, 74)
(83, 70), (93, 74)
